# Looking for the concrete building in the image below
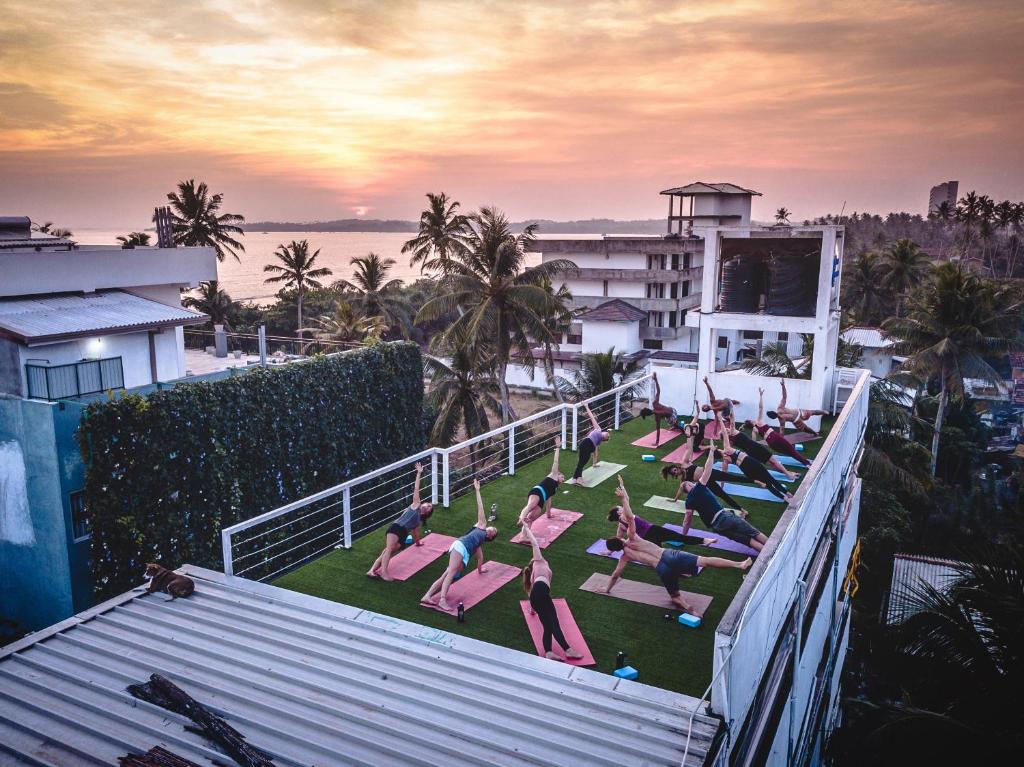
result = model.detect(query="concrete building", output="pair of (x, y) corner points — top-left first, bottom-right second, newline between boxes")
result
(841, 326), (896, 379)
(928, 180), (959, 214)
(0, 217), (216, 634)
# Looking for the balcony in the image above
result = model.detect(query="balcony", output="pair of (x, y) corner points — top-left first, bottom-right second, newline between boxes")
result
(569, 295), (701, 312)
(25, 357), (125, 400)
(640, 325), (683, 340)
(529, 237), (703, 255)
(572, 266), (703, 282)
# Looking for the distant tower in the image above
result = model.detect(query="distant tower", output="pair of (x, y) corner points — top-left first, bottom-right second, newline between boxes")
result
(928, 181), (959, 214)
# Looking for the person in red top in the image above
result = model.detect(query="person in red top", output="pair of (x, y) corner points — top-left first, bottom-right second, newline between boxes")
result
(700, 376), (740, 420)
(745, 388), (812, 467)
(767, 379), (828, 436)
(639, 372), (679, 446)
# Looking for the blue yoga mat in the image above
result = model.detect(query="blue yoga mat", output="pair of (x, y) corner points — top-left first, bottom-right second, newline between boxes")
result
(714, 462), (790, 483)
(722, 482), (787, 503)
(774, 455), (808, 469)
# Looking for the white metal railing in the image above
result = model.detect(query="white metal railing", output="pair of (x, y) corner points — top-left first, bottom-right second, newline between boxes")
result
(221, 374), (650, 581)
(683, 368), (870, 766)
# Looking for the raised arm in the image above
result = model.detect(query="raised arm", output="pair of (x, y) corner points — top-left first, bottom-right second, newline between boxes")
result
(704, 375), (716, 402)
(410, 462), (423, 507)
(689, 400), (701, 425)
(550, 436), (562, 475)
(757, 387), (765, 423)
(652, 372), (661, 402)
(779, 380), (788, 409)
(718, 411), (732, 453)
(583, 402), (600, 432)
(614, 476), (637, 539)
(473, 478), (486, 528)
(522, 523), (544, 562)
(699, 444), (716, 485)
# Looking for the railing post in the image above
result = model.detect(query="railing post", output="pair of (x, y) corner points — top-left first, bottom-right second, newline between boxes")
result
(442, 451), (451, 508)
(258, 324), (267, 367)
(221, 530), (234, 576)
(430, 452), (439, 505)
(508, 425), (516, 475)
(560, 407), (567, 447)
(614, 391), (621, 430)
(571, 406), (579, 450)
(342, 486), (352, 549)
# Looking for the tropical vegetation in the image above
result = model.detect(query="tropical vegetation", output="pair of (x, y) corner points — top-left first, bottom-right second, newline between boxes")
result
(263, 239), (333, 338)
(165, 179), (246, 261)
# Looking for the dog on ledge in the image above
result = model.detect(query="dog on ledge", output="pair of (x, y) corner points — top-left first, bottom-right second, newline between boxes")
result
(141, 563), (195, 600)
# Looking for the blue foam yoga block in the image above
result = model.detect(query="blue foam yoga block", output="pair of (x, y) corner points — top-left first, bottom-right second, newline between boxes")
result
(613, 666), (639, 680)
(642, 454), (656, 462)
(405, 535), (414, 545)
(665, 540), (683, 548)
(678, 613), (702, 628)
(796, 444), (805, 452)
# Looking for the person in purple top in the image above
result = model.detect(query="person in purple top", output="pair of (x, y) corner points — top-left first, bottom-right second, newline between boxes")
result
(607, 506), (713, 548)
(569, 402), (610, 485)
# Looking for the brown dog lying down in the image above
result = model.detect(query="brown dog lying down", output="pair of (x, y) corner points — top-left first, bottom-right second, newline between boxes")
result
(143, 563), (195, 599)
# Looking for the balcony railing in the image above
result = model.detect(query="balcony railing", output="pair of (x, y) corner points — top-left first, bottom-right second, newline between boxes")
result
(25, 357), (125, 401)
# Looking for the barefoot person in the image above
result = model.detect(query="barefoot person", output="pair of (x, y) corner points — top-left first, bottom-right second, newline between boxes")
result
(639, 372), (679, 446)
(521, 523), (585, 662)
(519, 437), (565, 527)
(680, 449), (769, 552)
(768, 379), (828, 436)
(367, 462), (434, 581)
(604, 477), (750, 612)
(607, 506), (713, 548)
(570, 402), (610, 485)
(662, 462), (748, 513)
(421, 478), (498, 611)
(700, 376), (740, 420)
(723, 395), (798, 480)
(716, 413), (792, 501)
(745, 388), (812, 467)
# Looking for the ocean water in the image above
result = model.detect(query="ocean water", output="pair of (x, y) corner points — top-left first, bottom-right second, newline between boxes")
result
(74, 230), (586, 305)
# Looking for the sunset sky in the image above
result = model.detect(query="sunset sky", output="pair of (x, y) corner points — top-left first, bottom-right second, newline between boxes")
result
(1, 0), (1022, 228)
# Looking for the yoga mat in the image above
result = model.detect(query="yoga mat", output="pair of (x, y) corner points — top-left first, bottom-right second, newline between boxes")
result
(774, 455), (808, 469)
(784, 432), (820, 445)
(519, 598), (596, 666)
(384, 533), (458, 581)
(421, 561), (521, 615)
(578, 462), (627, 488)
(660, 443), (700, 464)
(663, 523), (759, 557)
(714, 461), (791, 483)
(643, 495), (688, 514)
(721, 482), (787, 503)
(511, 509), (583, 548)
(579, 573), (713, 616)
(631, 428), (683, 448)
(585, 539), (704, 572)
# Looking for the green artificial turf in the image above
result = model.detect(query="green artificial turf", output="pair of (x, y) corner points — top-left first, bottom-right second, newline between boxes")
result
(275, 413), (833, 697)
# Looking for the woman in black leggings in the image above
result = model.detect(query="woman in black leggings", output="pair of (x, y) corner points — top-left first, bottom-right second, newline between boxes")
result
(661, 463), (748, 514)
(716, 421), (792, 501)
(522, 524), (584, 661)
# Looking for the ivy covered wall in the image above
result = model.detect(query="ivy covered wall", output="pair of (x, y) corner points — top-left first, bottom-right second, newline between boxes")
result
(78, 342), (424, 599)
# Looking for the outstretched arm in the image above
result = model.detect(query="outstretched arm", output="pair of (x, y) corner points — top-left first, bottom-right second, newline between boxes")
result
(700, 445), (716, 485)
(614, 476), (636, 539)
(673, 477), (686, 502)
(779, 380), (788, 409)
(550, 436), (562, 476)
(689, 400), (701, 425)
(473, 478), (486, 529)
(475, 546), (486, 574)
(583, 402), (600, 432)
(411, 462), (423, 507)
(704, 376), (716, 401)
(680, 509), (695, 537)
(758, 387), (765, 423)
(652, 372), (661, 402)
(523, 524), (544, 562)
(718, 412), (732, 453)
(607, 556), (628, 592)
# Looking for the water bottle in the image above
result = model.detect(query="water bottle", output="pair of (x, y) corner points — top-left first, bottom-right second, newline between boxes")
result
(488, 503), (497, 522)
(615, 651), (626, 670)
(457, 602), (465, 623)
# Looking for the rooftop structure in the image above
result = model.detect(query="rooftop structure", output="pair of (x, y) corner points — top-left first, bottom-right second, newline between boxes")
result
(928, 180), (959, 215)
(886, 553), (963, 625)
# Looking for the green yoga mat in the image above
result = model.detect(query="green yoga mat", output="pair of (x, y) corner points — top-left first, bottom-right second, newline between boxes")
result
(578, 462), (627, 488)
(643, 495), (688, 514)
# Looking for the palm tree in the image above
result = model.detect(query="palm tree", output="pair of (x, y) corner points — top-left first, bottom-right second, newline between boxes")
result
(555, 347), (644, 402)
(32, 221), (73, 238)
(842, 252), (887, 325)
(117, 231), (151, 247)
(742, 334), (862, 378)
(166, 179), (245, 262)
(300, 301), (384, 345)
(402, 192), (471, 274)
(182, 280), (234, 330)
(263, 240), (333, 338)
(423, 344), (501, 446)
(884, 262), (1023, 476)
(334, 252), (411, 335)
(929, 200), (955, 225)
(857, 373), (926, 495)
(876, 239), (931, 317)
(416, 207), (577, 423)
(775, 207), (791, 225)
(955, 190), (982, 259)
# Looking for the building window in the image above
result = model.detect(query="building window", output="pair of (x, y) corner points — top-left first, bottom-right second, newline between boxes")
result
(668, 311), (678, 328)
(70, 491), (89, 542)
(671, 254), (679, 270)
(744, 330), (764, 340)
(643, 340), (663, 350)
(602, 280), (609, 297)
(718, 336), (729, 349)
(778, 332), (789, 344)
(670, 282), (679, 299)
(567, 334), (582, 345)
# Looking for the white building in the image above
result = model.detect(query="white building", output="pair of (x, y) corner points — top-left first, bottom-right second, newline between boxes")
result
(841, 325), (896, 379)
(0, 217), (216, 399)
(928, 180), (959, 214)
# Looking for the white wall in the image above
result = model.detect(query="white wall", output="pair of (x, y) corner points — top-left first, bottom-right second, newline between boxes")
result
(581, 321), (640, 354)
(861, 349), (893, 379)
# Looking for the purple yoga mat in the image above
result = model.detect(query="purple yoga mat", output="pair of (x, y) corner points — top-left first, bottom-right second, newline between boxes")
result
(663, 523), (759, 557)
(584, 539), (703, 574)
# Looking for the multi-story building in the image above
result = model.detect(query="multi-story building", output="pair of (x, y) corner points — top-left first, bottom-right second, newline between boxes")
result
(928, 180), (959, 214)
(0, 217), (216, 632)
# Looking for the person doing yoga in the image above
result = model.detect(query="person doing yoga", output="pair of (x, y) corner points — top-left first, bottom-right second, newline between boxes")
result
(570, 402), (610, 484)
(662, 463), (748, 513)
(521, 524), (585, 662)
(768, 380), (828, 436)
(700, 377), (740, 420)
(421, 478), (498, 611)
(744, 388), (812, 467)
(715, 413), (792, 501)
(519, 437), (565, 527)
(367, 462), (434, 581)
(607, 505), (715, 548)
(604, 477), (750, 612)
(639, 372), (679, 446)
(722, 409), (798, 480)
(680, 452), (769, 552)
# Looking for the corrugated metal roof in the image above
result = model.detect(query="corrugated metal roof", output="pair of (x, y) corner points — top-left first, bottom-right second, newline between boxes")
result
(660, 182), (762, 196)
(840, 326), (893, 349)
(0, 566), (719, 766)
(579, 299), (648, 322)
(886, 553), (963, 625)
(0, 291), (207, 344)
(651, 350), (699, 363)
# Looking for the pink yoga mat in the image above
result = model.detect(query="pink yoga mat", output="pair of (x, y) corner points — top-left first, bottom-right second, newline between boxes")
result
(421, 561), (521, 615)
(384, 534), (457, 581)
(519, 598), (595, 666)
(784, 432), (820, 445)
(579, 573), (713, 616)
(661, 443), (701, 464)
(511, 509), (583, 548)
(631, 428), (683, 448)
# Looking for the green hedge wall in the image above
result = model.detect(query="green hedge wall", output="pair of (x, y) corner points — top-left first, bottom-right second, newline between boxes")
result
(78, 342), (424, 599)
